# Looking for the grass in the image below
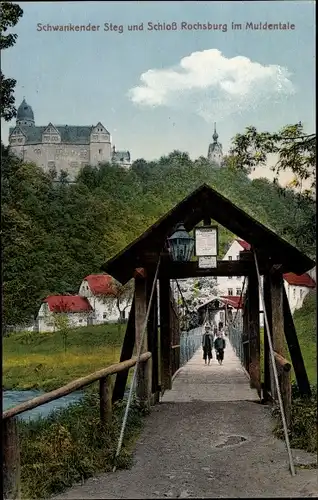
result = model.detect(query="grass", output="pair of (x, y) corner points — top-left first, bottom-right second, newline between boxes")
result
(18, 391), (147, 499)
(261, 291), (317, 454)
(273, 382), (317, 454)
(259, 291), (317, 386)
(3, 323), (146, 498)
(3, 323), (127, 391)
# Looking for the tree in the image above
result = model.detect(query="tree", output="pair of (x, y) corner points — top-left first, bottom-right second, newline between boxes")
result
(101, 279), (134, 323)
(229, 123), (316, 195)
(0, 2), (23, 121)
(52, 313), (71, 353)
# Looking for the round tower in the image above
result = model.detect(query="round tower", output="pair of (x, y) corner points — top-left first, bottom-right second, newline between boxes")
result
(16, 98), (35, 127)
(207, 123), (223, 167)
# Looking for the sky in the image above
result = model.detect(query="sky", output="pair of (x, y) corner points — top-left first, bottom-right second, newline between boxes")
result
(1, 1), (316, 183)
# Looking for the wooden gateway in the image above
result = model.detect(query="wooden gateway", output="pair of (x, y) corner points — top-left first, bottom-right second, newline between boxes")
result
(102, 183), (314, 406)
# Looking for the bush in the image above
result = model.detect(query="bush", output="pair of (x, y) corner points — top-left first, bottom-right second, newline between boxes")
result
(19, 391), (146, 499)
(273, 382), (317, 454)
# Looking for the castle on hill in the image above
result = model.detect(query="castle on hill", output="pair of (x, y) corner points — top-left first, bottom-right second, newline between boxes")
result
(8, 99), (131, 181)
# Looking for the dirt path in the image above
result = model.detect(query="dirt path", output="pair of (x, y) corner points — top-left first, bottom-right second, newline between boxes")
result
(52, 342), (317, 499)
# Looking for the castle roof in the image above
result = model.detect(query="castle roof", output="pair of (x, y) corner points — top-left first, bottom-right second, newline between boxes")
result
(9, 125), (104, 145)
(17, 99), (34, 121)
(112, 150), (131, 162)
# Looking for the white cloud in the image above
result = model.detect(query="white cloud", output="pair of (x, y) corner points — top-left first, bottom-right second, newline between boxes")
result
(128, 49), (295, 122)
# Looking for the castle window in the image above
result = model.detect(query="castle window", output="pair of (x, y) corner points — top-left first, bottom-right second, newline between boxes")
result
(228, 288), (233, 296)
(70, 161), (79, 168)
(99, 149), (102, 154)
(48, 161), (55, 168)
(228, 256), (232, 261)
(18, 138), (24, 143)
(236, 288), (242, 296)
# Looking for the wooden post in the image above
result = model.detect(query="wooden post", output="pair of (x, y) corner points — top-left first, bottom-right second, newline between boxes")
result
(112, 296), (136, 403)
(270, 270), (286, 400)
(134, 269), (147, 401)
(281, 371), (292, 427)
(282, 286), (311, 397)
(274, 352), (292, 427)
(247, 268), (261, 396)
(146, 272), (160, 404)
(263, 274), (273, 401)
(99, 376), (113, 426)
(3, 417), (21, 500)
(137, 356), (153, 409)
(159, 275), (172, 392)
(270, 270), (285, 355)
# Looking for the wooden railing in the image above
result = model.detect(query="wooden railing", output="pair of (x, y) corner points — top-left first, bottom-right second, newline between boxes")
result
(2, 352), (152, 500)
(273, 351), (292, 426)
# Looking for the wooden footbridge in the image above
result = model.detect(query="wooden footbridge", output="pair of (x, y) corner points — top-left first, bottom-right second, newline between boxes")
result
(3, 184), (315, 499)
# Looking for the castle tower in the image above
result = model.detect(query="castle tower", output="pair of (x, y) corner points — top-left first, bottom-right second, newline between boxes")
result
(16, 98), (35, 127)
(207, 123), (223, 167)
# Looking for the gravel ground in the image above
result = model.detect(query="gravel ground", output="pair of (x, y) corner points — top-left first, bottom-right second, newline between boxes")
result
(52, 344), (317, 499)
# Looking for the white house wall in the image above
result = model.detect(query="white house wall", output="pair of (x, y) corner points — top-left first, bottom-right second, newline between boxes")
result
(36, 303), (90, 332)
(78, 280), (132, 324)
(284, 282), (310, 314)
(217, 239), (314, 327)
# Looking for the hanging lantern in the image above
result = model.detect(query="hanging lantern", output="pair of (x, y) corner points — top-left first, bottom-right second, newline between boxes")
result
(167, 223), (194, 262)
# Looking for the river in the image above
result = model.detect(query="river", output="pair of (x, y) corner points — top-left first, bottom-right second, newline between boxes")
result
(3, 390), (84, 421)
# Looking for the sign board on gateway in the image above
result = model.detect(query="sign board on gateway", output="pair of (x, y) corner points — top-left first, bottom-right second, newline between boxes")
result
(198, 256), (217, 269)
(194, 226), (218, 257)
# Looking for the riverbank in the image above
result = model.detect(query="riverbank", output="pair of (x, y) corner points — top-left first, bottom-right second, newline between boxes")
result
(18, 391), (146, 499)
(3, 323), (127, 391)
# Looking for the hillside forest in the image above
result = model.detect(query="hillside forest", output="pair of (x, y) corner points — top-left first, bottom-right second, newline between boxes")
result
(2, 144), (316, 329)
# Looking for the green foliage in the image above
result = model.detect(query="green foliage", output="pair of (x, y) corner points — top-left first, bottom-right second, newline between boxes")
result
(264, 291), (317, 454)
(292, 291), (317, 385)
(0, 1), (23, 120)
(3, 323), (126, 390)
(2, 146), (316, 328)
(19, 392), (145, 499)
(229, 123), (316, 193)
(273, 383), (317, 453)
(52, 313), (71, 353)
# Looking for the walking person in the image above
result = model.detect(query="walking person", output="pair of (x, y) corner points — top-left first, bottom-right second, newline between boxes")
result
(202, 325), (213, 365)
(214, 331), (226, 365)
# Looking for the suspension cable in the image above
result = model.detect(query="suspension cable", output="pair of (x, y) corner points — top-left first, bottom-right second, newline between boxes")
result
(233, 276), (247, 325)
(253, 251), (295, 477)
(174, 279), (192, 316)
(113, 256), (161, 472)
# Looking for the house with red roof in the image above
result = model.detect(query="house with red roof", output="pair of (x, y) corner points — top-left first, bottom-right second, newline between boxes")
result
(216, 239), (316, 325)
(36, 295), (93, 332)
(78, 274), (133, 324)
